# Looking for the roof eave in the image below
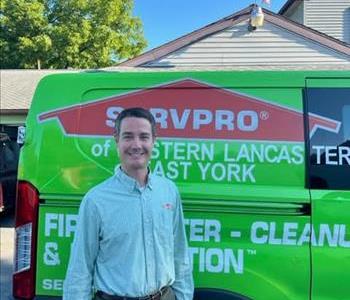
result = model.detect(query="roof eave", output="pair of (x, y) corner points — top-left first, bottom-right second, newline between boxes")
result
(119, 5), (253, 67)
(0, 109), (29, 115)
(279, 0), (299, 15)
(119, 4), (349, 67)
(264, 10), (350, 56)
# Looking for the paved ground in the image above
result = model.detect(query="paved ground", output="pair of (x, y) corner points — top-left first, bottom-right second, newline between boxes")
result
(0, 212), (14, 300)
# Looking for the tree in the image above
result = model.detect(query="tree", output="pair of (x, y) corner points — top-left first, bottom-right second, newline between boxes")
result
(0, 0), (147, 69)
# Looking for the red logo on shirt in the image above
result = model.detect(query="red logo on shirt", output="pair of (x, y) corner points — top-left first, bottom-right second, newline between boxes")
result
(163, 203), (173, 210)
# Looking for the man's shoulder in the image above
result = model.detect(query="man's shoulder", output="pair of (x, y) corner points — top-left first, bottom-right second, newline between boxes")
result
(85, 175), (116, 198)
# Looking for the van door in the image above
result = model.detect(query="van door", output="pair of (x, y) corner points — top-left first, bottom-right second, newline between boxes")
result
(305, 78), (350, 299)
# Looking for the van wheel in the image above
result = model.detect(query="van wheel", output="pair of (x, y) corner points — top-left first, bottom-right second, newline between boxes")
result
(194, 288), (252, 300)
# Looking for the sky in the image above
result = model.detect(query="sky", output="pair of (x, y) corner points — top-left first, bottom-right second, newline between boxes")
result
(133, 0), (290, 51)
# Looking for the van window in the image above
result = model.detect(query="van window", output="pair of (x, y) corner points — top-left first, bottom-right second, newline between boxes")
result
(343, 105), (350, 140)
(306, 88), (350, 190)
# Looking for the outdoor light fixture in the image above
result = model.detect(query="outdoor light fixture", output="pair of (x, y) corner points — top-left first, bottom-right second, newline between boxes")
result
(249, 5), (264, 31)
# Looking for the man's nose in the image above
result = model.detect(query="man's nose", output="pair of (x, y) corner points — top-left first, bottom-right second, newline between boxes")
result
(131, 137), (142, 148)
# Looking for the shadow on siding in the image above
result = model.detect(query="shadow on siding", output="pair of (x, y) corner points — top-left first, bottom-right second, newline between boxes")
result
(344, 8), (350, 44)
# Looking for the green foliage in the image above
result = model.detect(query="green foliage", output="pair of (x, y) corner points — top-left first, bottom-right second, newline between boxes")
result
(0, 0), (147, 68)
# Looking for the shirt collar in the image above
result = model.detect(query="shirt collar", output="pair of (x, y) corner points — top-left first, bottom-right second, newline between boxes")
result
(115, 166), (153, 192)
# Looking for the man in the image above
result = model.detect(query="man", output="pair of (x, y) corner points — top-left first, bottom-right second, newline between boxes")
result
(63, 107), (194, 300)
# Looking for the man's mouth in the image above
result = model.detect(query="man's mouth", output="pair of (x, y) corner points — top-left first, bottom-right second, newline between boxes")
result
(128, 151), (145, 158)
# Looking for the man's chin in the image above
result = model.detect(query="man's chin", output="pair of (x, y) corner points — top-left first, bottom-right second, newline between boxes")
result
(126, 162), (148, 171)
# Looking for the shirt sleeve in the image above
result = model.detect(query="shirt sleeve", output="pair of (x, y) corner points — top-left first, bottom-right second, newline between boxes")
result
(63, 192), (101, 300)
(171, 187), (194, 300)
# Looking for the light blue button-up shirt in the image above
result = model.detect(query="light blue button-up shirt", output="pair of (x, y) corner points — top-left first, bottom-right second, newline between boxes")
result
(63, 168), (194, 300)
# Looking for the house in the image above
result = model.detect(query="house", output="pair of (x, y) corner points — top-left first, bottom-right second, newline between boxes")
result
(280, 0), (350, 44)
(1, 1), (349, 125)
(0, 70), (78, 126)
(118, 3), (349, 68)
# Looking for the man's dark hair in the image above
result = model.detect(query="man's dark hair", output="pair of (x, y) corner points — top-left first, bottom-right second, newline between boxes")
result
(114, 107), (156, 137)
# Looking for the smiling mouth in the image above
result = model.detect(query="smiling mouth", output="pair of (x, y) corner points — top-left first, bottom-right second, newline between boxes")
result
(128, 152), (145, 157)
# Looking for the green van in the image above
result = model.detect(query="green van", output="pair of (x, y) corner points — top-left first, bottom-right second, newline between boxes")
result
(13, 71), (350, 299)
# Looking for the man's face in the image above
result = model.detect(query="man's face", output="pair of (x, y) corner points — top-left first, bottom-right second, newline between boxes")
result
(116, 117), (155, 174)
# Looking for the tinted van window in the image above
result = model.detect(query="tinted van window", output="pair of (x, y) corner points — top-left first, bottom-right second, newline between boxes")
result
(306, 88), (350, 190)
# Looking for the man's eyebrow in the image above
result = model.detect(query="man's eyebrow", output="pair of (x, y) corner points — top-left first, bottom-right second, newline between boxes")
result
(121, 131), (133, 136)
(121, 131), (151, 136)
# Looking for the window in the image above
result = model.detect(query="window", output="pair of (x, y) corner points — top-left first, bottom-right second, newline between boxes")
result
(306, 88), (350, 190)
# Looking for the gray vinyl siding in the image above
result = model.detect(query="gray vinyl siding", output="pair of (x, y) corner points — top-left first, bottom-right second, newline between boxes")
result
(304, 0), (350, 43)
(284, 1), (304, 24)
(143, 21), (350, 67)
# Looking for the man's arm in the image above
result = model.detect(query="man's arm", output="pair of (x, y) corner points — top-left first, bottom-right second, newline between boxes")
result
(171, 187), (194, 300)
(63, 193), (100, 300)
